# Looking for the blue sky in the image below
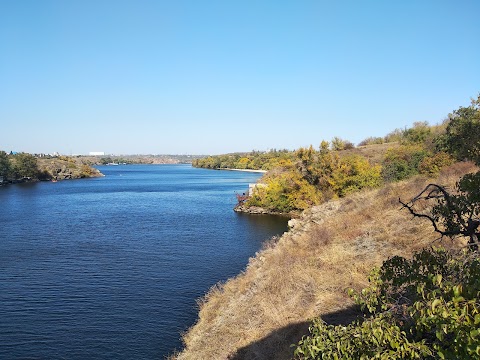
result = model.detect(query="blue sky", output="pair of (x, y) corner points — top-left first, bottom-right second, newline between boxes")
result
(1, 0), (478, 155)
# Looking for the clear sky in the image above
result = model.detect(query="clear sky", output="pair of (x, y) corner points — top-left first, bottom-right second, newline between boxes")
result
(1, 0), (479, 155)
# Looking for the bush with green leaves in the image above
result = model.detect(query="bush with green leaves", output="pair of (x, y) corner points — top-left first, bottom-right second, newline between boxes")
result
(402, 121), (432, 145)
(381, 145), (429, 182)
(294, 248), (480, 359)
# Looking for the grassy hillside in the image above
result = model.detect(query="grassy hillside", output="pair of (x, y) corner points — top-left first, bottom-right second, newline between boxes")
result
(173, 162), (476, 359)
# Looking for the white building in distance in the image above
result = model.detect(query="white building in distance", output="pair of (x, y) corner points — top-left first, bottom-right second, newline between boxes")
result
(89, 151), (105, 156)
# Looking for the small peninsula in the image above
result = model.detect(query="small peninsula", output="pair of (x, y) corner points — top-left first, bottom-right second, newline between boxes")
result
(0, 152), (103, 185)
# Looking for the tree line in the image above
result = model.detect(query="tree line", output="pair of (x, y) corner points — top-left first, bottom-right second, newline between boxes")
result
(195, 95), (479, 214)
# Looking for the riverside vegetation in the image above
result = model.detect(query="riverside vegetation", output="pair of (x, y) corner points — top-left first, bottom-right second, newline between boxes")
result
(176, 95), (480, 359)
(194, 121), (453, 215)
(0, 153), (102, 184)
(0, 152), (207, 185)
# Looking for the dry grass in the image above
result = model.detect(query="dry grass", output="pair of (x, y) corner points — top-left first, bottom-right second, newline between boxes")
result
(172, 162), (477, 360)
(340, 142), (400, 164)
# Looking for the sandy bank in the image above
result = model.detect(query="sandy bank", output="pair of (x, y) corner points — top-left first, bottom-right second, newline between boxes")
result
(215, 168), (267, 173)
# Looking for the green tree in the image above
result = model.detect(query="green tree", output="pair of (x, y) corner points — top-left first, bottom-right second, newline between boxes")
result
(296, 112), (480, 357)
(438, 95), (480, 164)
(402, 121), (432, 144)
(0, 151), (10, 180)
(100, 157), (114, 165)
(12, 153), (39, 179)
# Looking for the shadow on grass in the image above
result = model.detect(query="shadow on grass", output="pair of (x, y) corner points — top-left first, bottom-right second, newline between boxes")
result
(228, 305), (361, 360)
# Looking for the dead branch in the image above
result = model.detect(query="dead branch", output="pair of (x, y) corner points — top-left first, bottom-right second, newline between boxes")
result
(400, 183), (480, 251)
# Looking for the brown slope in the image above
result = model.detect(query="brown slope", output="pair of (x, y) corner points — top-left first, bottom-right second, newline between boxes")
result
(173, 162), (476, 360)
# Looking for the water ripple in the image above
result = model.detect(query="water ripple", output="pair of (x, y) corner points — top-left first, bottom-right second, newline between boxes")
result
(0, 165), (287, 359)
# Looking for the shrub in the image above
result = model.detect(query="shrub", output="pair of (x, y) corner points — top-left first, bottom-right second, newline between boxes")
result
(418, 152), (455, 176)
(294, 248), (480, 359)
(332, 155), (383, 197)
(246, 171), (322, 213)
(381, 145), (429, 182)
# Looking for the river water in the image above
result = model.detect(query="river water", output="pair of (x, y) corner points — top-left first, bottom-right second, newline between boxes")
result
(0, 164), (288, 359)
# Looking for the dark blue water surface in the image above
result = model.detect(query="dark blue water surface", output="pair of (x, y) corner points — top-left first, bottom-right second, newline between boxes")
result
(0, 165), (288, 359)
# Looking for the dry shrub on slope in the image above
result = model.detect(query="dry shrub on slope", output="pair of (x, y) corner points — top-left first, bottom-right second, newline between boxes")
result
(173, 162), (477, 360)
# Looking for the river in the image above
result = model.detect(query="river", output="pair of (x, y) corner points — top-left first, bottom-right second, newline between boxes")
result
(0, 164), (288, 359)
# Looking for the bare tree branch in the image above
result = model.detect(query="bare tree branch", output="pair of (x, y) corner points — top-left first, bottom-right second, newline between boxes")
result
(400, 182), (480, 251)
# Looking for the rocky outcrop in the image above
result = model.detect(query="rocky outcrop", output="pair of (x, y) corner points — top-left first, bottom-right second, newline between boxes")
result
(234, 204), (270, 214)
(49, 165), (102, 180)
(37, 158), (103, 181)
(233, 203), (296, 217)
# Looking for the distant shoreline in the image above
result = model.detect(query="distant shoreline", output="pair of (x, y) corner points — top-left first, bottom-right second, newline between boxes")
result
(215, 168), (267, 173)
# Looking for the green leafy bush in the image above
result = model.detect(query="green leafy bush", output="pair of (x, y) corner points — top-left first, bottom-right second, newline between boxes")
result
(381, 145), (429, 182)
(295, 248), (480, 359)
(402, 121), (432, 145)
